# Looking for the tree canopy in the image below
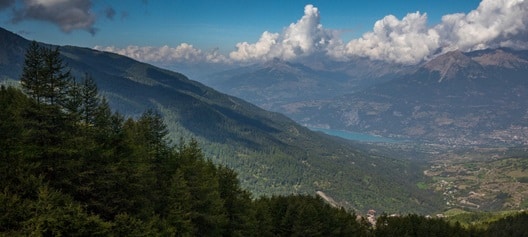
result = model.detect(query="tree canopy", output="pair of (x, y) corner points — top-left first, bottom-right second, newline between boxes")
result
(0, 43), (367, 236)
(0, 41), (525, 236)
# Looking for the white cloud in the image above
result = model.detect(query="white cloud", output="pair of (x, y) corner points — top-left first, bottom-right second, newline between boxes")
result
(343, 0), (528, 64)
(228, 0), (528, 64)
(229, 31), (279, 61)
(436, 0), (528, 52)
(99, 4), (343, 64)
(94, 43), (229, 64)
(97, 0), (528, 66)
(229, 4), (343, 62)
(344, 12), (440, 64)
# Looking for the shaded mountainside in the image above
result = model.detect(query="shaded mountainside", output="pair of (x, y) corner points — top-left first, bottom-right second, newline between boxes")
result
(0, 27), (29, 81)
(297, 48), (528, 146)
(0, 27), (442, 213)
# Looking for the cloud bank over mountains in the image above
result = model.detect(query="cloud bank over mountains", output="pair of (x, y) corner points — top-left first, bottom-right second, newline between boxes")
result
(103, 0), (526, 66)
(94, 44), (229, 65)
(4, 0), (527, 65)
(342, 0), (528, 64)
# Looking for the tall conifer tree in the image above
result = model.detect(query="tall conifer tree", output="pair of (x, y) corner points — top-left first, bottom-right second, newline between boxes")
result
(40, 46), (71, 107)
(20, 42), (72, 108)
(80, 74), (100, 124)
(20, 41), (44, 104)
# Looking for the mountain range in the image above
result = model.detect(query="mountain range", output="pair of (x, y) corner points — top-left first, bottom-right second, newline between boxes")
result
(0, 27), (441, 213)
(205, 47), (528, 146)
(297, 49), (528, 146)
(203, 56), (413, 113)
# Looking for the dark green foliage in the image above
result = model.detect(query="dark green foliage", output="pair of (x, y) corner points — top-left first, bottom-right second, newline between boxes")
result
(374, 214), (479, 237)
(217, 165), (258, 236)
(175, 140), (228, 236)
(254, 195), (370, 236)
(79, 73), (101, 124)
(2, 31), (447, 213)
(484, 212), (528, 237)
(22, 186), (110, 236)
(0, 84), (229, 235)
(3, 83), (367, 235)
(20, 41), (72, 107)
(19, 41), (45, 104)
(0, 86), (30, 158)
(1, 45), (525, 236)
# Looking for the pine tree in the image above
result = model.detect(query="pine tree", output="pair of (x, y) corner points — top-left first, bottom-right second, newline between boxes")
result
(20, 42), (72, 108)
(217, 166), (257, 236)
(80, 74), (100, 125)
(63, 78), (82, 122)
(19, 43), (73, 149)
(22, 186), (110, 236)
(20, 41), (45, 104)
(165, 169), (194, 235)
(138, 110), (169, 160)
(40, 46), (72, 107)
(177, 140), (228, 236)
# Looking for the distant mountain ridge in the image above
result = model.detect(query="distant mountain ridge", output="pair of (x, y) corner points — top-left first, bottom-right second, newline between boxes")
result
(0, 27), (442, 213)
(202, 44), (528, 146)
(298, 48), (528, 145)
(204, 56), (413, 114)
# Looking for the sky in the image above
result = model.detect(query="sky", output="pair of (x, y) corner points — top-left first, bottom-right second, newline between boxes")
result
(1, 0), (527, 67)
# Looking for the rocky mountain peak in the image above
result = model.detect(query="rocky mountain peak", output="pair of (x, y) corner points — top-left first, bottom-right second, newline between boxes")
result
(423, 50), (482, 82)
(259, 58), (309, 77)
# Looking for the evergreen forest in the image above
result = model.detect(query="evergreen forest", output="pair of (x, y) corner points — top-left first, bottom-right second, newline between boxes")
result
(1, 42), (527, 236)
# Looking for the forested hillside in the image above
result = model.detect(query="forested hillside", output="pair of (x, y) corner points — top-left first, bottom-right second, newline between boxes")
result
(0, 42), (367, 235)
(0, 28), (444, 213)
(2, 41), (527, 236)
(2, 81), (373, 236)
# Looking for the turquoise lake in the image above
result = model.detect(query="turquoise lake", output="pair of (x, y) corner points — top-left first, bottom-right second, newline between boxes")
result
(308, 127), (398, 143)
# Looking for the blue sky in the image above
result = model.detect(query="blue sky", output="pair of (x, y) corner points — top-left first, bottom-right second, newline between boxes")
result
(1, 0), (526, 66)
(1, 0), (480, 49)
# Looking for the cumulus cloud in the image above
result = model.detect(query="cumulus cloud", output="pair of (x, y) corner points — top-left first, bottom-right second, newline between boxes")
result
(343, 0), (528, 64)
(10, 0), (97, 35)
(229, 4), (343, 62)
(96, 4), (343, 65)
(344, 12), (440, 64)
(94, 44), (229, 64)
(228, 0), (528, 64)
(229, 31), (280, 61)
(96, 0), (528, 66)
(436, 0), (528, 52)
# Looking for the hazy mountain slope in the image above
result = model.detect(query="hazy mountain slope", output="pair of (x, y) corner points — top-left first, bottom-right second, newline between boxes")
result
(300, 49), (528, 146)
(205, 57), (413, 114)
(0, 27), (442, 213)
(205, 59), (350, 112)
